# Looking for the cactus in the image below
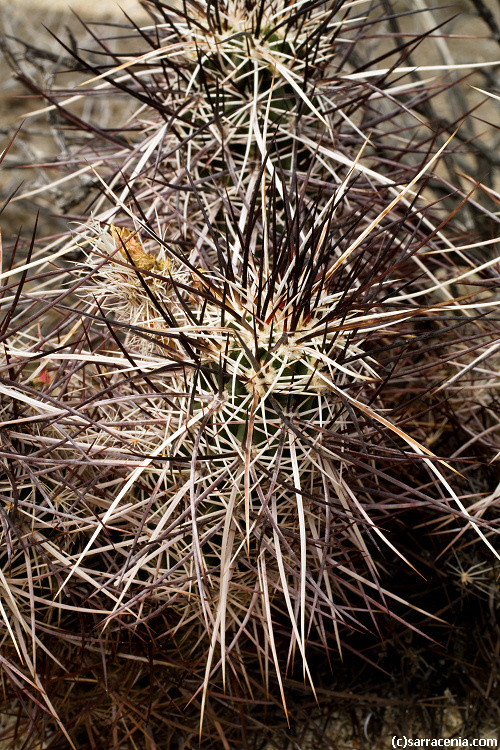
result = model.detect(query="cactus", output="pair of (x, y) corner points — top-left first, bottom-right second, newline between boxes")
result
(1, 0), (500, 744)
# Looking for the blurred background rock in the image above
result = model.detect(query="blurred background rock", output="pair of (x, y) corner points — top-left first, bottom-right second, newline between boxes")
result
(0, 0), (150, 242)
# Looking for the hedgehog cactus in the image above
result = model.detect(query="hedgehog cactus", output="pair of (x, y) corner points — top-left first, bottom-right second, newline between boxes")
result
(2, 0), (500, 743)
(74, 142), (498, 718)
(128, 0), (344, 233)
(51, 0), (458, 250)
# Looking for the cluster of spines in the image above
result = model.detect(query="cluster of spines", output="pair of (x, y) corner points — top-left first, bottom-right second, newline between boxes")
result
(1, 0), (500, 746)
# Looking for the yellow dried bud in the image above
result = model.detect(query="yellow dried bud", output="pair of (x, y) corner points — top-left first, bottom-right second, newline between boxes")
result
(110, 225), (167, 272)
